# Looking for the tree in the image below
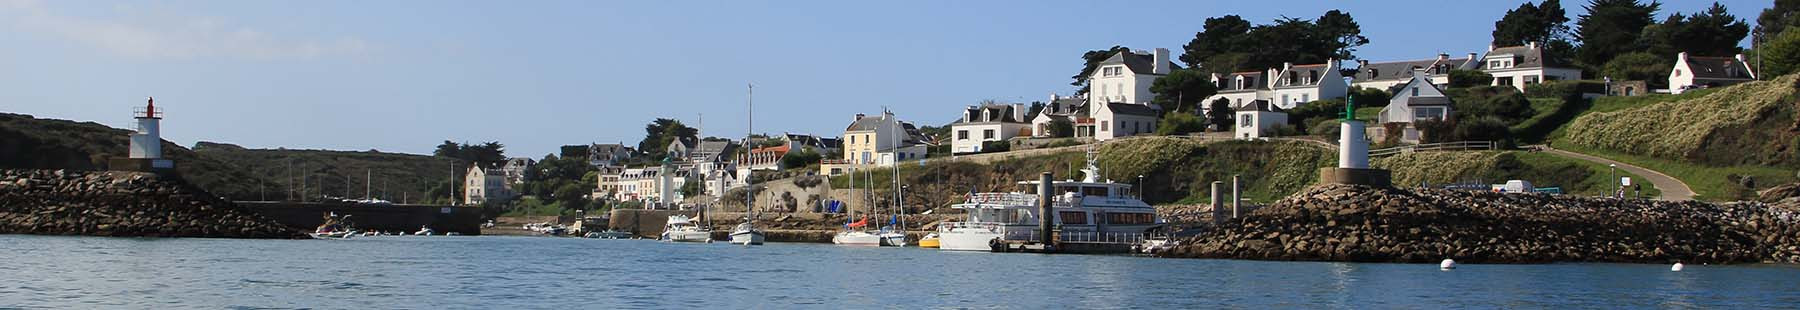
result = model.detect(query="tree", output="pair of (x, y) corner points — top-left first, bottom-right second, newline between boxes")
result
(636, 118), (697, 160)
(559, 145), (590, 159)
(1639, 2), (1749, 58)
(553, 183), (589, 210)
(1575, 0), (1661, 68)
(1149, 68), (1219, 115)
(1449, 70), (1496, 88)
(1047, 119), (1075, 138)
(1180, 11), (1371, 73)
(1493, 0), (1573, 47)
(1757, 0), (1800, 43)
(1754, 29), (1800, 77)
(431, 140), (505, 166)
(780, 150), (823, 169)
(1204, 98), (1234, 131)
(1071, 46), (1134, 94)
(1600, 52), (1674, 88)
(1023, 101), (1046, 120)
(979, 140), (1011, 153)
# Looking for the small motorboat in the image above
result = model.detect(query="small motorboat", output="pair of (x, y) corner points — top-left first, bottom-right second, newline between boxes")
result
(918, 233), (941, 248)
(445, 232), (462, 236)
(587, 230), (633, 239)
(729, 222), (766, 245)
(660, 215), (711, 242)
(310, 229), (356, 239)
(414, 226), (435, 236)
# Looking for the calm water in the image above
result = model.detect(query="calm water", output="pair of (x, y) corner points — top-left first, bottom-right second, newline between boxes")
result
(1, 235), (1798, 309)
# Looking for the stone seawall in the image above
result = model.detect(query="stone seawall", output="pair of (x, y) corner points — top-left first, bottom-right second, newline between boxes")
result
(0, 169), (303, 238)
(1157, 184), (1800, 264)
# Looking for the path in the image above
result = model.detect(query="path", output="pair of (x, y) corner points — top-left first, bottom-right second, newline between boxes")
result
(1537, 145), (1695, 201)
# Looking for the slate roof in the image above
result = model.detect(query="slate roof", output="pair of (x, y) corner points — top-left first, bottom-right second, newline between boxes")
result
(1233, 100), (1283, 112)
(1349, 57), (1478, 83)
(1486, 45), (1563, 69)
(1682, 55), (1754, 80)
(1107, 103), (1160, 116)
(957, 104), (1025, 124)
(1216, 71), (1269, 92)
(1098, 51), (1181, 75)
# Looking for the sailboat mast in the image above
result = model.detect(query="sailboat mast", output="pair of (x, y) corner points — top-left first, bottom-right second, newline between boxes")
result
(889, 107), (903, 231)
(746, 83), (754, 222)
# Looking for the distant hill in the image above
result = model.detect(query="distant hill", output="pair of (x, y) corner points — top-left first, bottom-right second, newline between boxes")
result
(192, 142), (465, 204)
(0, 113), (273, 200)
(0, 112), (466, 202)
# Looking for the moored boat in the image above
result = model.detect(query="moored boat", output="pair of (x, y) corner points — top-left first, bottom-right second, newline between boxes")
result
(729, 222), (765, 245)
(661, 214), (712, 242)
(918, 233), (941, 248)
(937, 150), (1162, 251)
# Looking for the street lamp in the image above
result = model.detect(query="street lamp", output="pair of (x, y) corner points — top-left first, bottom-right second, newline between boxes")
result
(1136, 175), (1145, 198)
(1609, 163), (1619, 198)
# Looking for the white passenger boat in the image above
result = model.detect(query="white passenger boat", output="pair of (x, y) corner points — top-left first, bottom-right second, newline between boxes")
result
(937, 150), (1162, 251)
(661, 214), (712, 243)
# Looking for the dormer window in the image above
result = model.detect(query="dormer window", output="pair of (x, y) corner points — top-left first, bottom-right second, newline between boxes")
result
(1308, 71), (1319, 85)
(1369, 68), (1379, 78)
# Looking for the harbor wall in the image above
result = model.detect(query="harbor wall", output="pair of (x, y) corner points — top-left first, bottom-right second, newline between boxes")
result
(608, 209), (958, 241)
(0, 169), (303, 238)
(236, 202), (483, 235)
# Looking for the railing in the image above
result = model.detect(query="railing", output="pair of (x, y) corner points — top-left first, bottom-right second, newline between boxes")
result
(962, 193), (1039, 207)
(1369, 141), (1495, 158)
(1001, 228), (1163, 245)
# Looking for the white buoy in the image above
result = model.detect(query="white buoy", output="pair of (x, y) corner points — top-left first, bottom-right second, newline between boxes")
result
(1671, 262), (1684, 272)
(1440, 259), (1456, 270)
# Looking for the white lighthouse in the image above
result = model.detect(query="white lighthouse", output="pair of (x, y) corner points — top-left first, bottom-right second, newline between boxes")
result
(114, 97), (175, 171)
(129, 97), (163, 160)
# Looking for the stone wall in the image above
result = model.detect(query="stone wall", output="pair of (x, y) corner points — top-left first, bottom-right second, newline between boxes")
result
(1157, 184), (1800, 264)
(0, 169), (303, 238)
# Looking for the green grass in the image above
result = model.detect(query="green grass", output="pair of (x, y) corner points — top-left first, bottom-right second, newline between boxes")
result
(1545, 88), (1720, 142)
(1513, 151), (1661, 198)
(1542, 142), (1793, 201)
(1376, 150), (1660, 197)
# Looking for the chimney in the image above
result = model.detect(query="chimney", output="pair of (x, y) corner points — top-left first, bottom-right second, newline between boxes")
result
(1677, 51), (1688, 64)
(1488, 44), (1497, 51)
(854, 113), (865, 122)
(1283, 62), (1293, 71)
(1357, 59), (1369, 68)
(1013, 103), (1026, 121)
(1527, 41), (1537, 49)
(1468, 52), (1478, 61)
(1438, 53), (1449, 61)
(1153, 48), (1172, 75)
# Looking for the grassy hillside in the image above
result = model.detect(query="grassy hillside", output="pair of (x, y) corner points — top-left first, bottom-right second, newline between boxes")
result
(192, 142), (465, 204)
(833, 137), (1336, 208)
(0, 113), (274, 200)
(1375, 151), (1660, 197)
(1552, 75), (1800, 200)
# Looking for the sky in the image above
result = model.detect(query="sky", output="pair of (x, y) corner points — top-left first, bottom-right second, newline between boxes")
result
(0, 0), (1775, 157)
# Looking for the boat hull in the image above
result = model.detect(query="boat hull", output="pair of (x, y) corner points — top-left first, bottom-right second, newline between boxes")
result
(939, 229), (1004, 251)
(832, 232), (881, 246)
(878, 232), (906, 247)
(663, 231), (712, 243)
(918, 235), (940, 248)
(729, 230), (766, 245)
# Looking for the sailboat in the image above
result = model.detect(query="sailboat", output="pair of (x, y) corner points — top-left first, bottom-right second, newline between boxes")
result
(876, 108), (907, 247)
(729, 83), (767, 245)
(833, 167), (881, 246)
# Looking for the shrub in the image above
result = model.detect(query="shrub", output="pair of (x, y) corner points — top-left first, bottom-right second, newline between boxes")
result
(1453, 87), (1535, 122)
(1044, 139), (1083, 148)
(1448, 70), (1494, 88)
(1523, 80), (1606, 99)
(1600, 52), (1673, 89)
(1156, 112), (1206, 135)
(1452, 116), (1514, 146)
(979, 140), (1011, 153)
(780, 150), (822, 169)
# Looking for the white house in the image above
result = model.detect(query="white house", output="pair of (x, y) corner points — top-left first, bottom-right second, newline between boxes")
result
(1233, 100), (1288, 140)
(501, 157), (533, 185)
(841, 111), (929, 167)
(1377, 69), (1455, 144)
(1029, 93), (1086, 138)
(1205, 60), (1350, 113)
(587, 143), (634, 167)
(463, 165), (512, 204)
(1481, 42), (1581, 91)
(950, 103), (1030, 154)
(1348, 53), (1480, 90)
(607, 165), (689, 208)
(1081, 48), (1175, 141)
(1670, 52), (1756, 94)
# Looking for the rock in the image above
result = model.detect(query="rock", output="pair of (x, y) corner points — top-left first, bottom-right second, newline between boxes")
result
(0, 169), (303, 239)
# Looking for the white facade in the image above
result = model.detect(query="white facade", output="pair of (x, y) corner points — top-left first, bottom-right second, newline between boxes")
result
(1090, 103), (1160, 141)
(464, 165), (511, 204)
(1670, 52), (1756, 94)
(950, 103), (1029, 154)
(1378, 70), (1454, 144)
(1234, 109), (1288, 140)
(1082, 48), (1173, 141)
(1482, 42), (1582, 91)
(1204, 60), (1349, 115)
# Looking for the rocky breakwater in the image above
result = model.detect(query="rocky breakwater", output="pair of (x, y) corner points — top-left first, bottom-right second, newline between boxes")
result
(0, 169), (304, 238)
(1157, 184), (1800, 264)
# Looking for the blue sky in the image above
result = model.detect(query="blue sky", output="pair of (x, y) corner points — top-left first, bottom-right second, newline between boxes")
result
(0, 0), (1773, 157)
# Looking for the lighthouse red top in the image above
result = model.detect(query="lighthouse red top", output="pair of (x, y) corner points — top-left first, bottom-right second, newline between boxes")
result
(135, 97), (162, 119)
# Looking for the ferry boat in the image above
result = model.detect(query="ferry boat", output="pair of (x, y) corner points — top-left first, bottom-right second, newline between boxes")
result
(660, 214), (712, 243)
(936, 151), (1161, 251)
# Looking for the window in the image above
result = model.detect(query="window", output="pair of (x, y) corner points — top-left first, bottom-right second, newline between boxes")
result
(1369, 68), (1379, 77)
(1415, 107), (1444, 120)
(1497, 77), (1515, 86)
(982, 129), (994, 139)
(1411, 87), (1419, 96)
(1524, 75), (1540, 84)
(1301, 94), (1309, 103)
(1281, 94), (1288, 104)
(957, 130), (968, 140)
(1308, 71), (1319, 84)
(1674, 69), (1683, 77)
(1240, 117), (1253, 128)
(1100, 121), (1109, 132)
(1105, 212), (1155, 225)
(1058, 211), (1088, 225)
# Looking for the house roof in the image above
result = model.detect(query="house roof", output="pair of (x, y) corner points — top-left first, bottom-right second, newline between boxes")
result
(1682, 55), (1754, 80)
(1047, 97), (1086, 115)
(1274, 62), (1336, 87)
(1098, 50), (1181, 75)
(1407, 96), (1452, 106)
(1107, 103), (1160, 116)
(957, 104), (1026, 124)
(1216, 71), (1269, 92)
(1486, 44), (1563, 69)
(1350, 57), (1478, 83)
(1234, 100), (1283, 112)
